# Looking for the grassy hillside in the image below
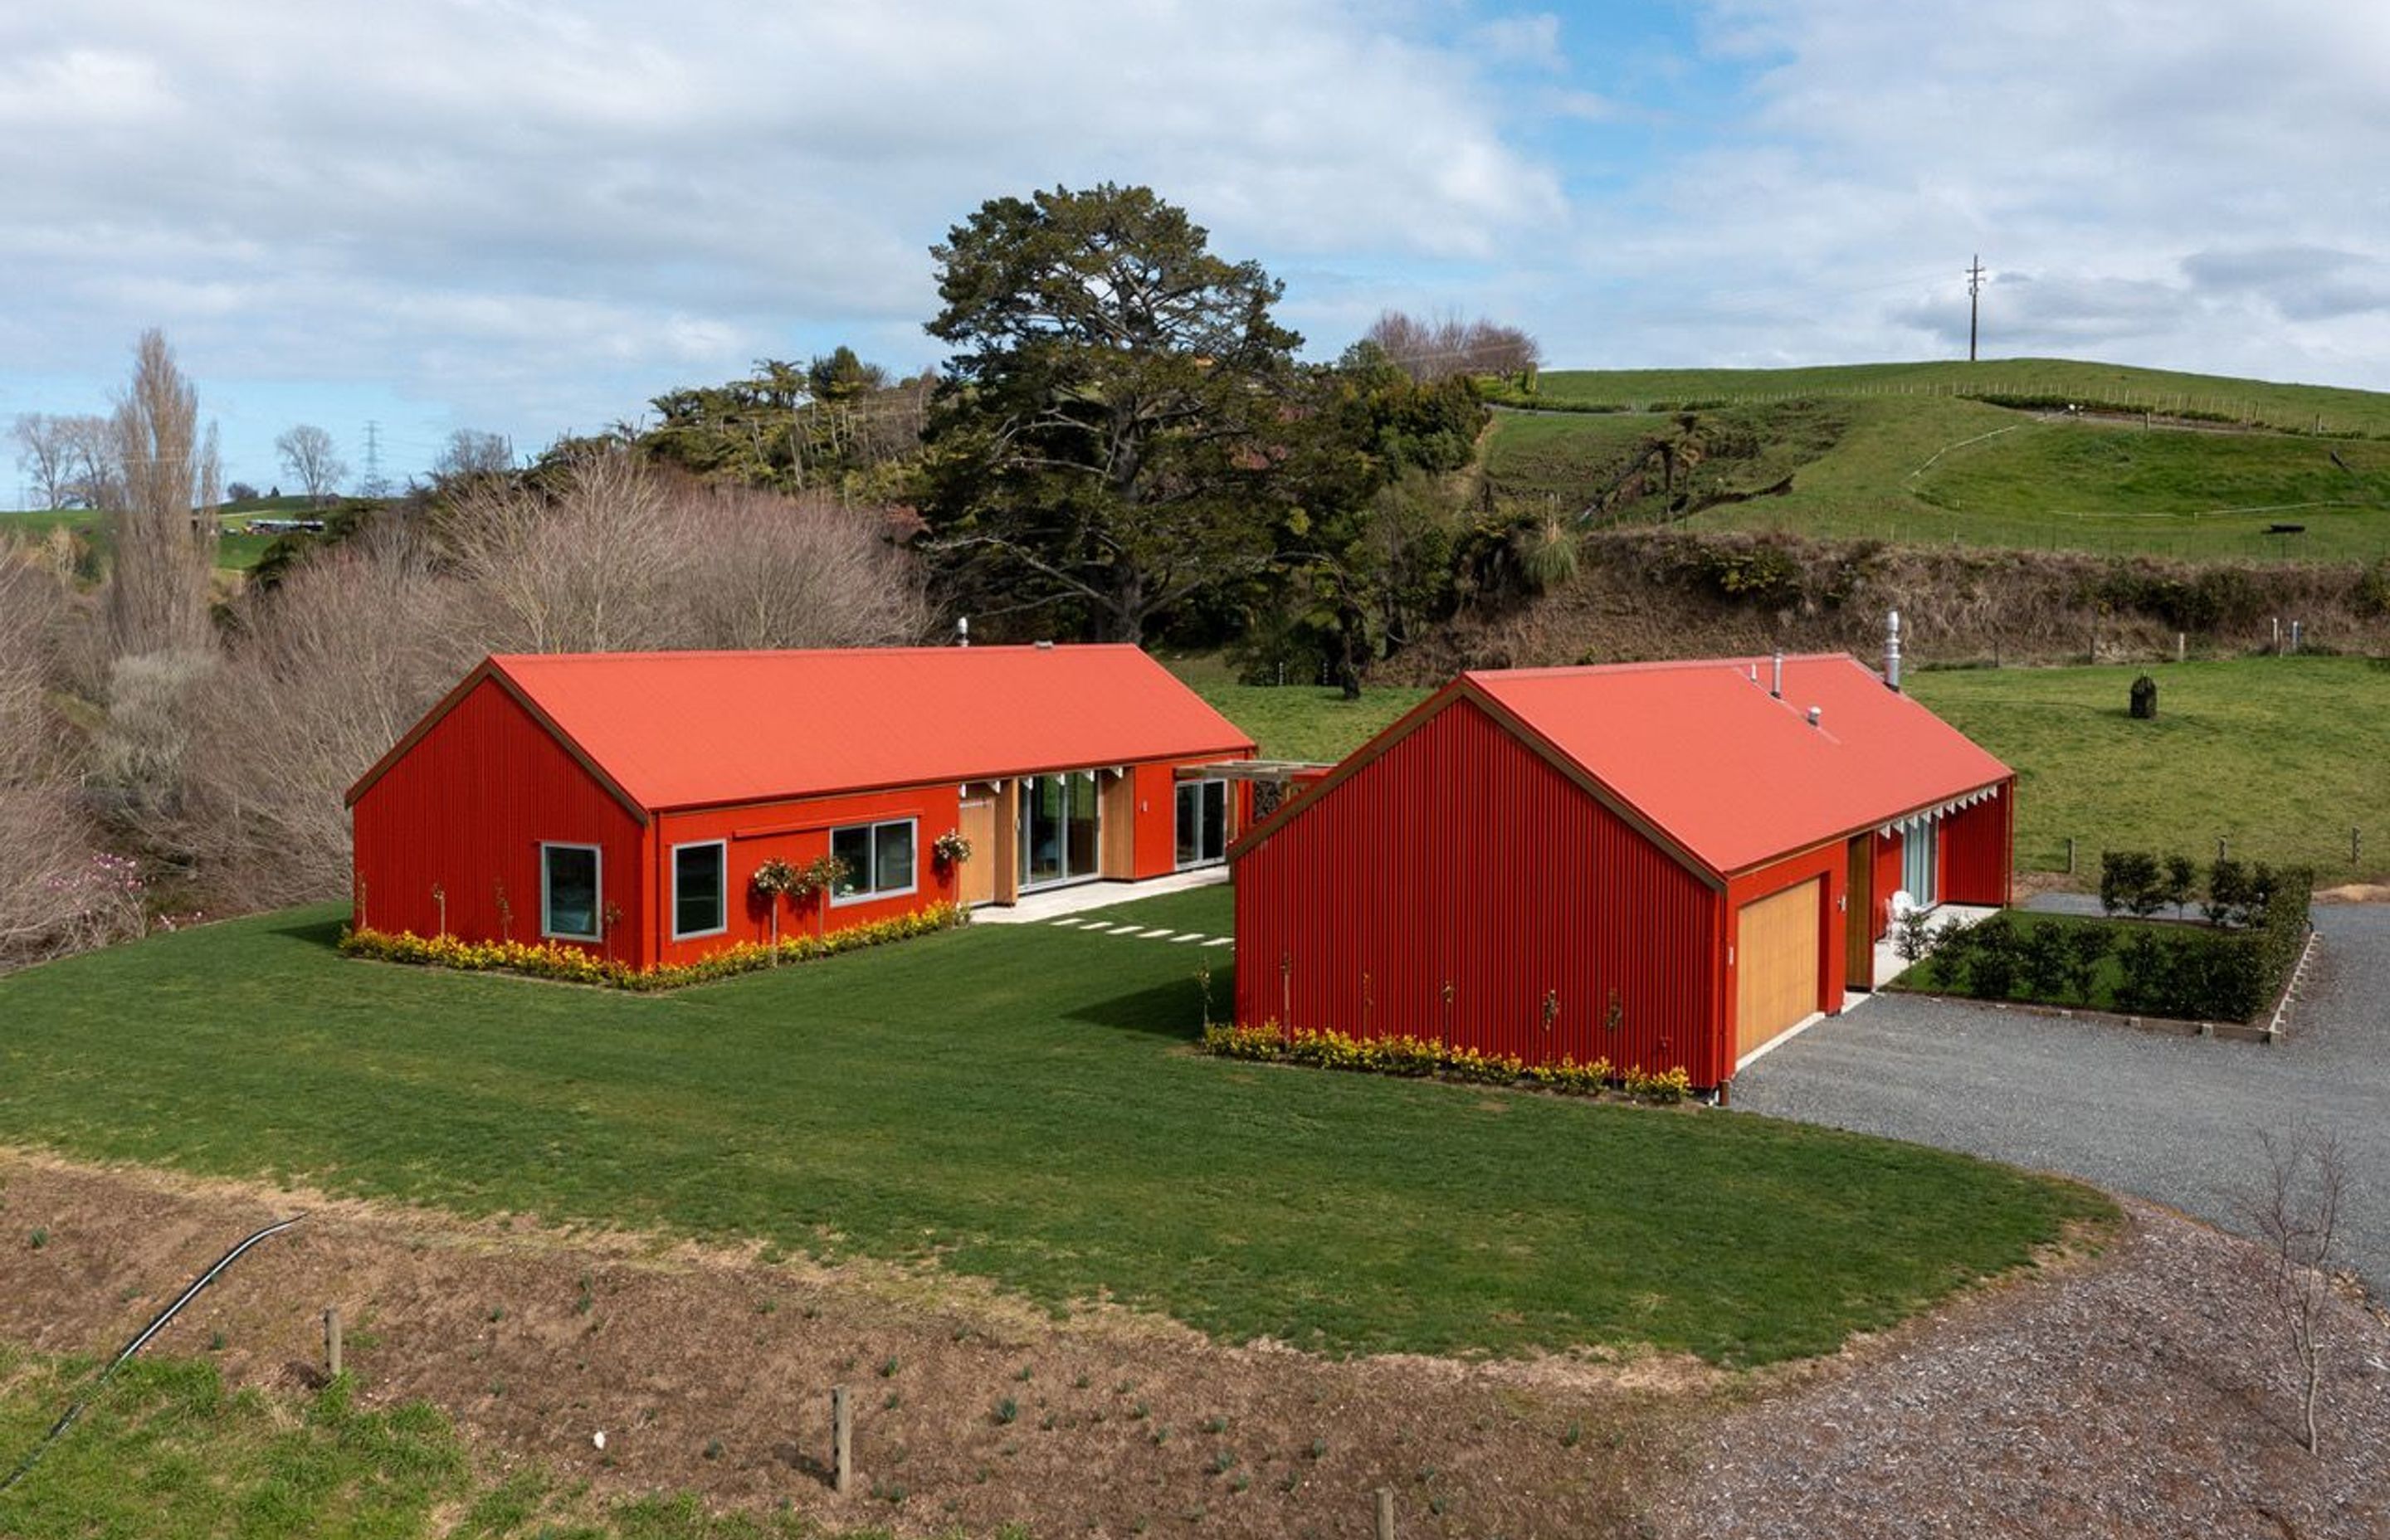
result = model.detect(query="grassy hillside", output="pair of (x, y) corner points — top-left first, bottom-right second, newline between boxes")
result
(2, 495), (360, 573)
(1485, 359), (2390, 563)
(1518, 358), (2390, 436)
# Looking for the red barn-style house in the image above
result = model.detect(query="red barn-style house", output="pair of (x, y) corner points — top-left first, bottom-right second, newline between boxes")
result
(348, 646), (1256, 970)
(1232, 651), (2014, 1093)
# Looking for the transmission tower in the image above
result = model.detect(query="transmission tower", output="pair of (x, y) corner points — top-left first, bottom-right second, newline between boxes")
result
(361, 420), (387, 496)
(1966, 256), (1987, 363)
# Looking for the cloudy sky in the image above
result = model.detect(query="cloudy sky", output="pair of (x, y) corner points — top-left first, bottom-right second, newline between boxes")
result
(6, 0), (2387, 495)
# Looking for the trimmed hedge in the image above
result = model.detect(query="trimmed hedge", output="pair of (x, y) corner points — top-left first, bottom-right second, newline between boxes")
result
(1200, 1021), (1693, 1103)
(1919, 863), (2310, 1023)
(341, 904), (962, 992)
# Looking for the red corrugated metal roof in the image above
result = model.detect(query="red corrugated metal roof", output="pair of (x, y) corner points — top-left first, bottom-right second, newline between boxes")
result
(360, 646), (1256, 813)
(1466, 654), (2011, 875)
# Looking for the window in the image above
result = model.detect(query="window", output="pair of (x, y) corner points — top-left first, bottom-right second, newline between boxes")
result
(1176, 779), (1227, 869)
(1900, 817), (1939, 909)
(671, 841), (726, 938)
(541, 844), (601, 941)
(830, 818), (916, 904)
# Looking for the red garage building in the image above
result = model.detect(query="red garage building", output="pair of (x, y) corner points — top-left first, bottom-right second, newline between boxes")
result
(1232, 653), (2014, 1092)
(348, 646), (1256, 971)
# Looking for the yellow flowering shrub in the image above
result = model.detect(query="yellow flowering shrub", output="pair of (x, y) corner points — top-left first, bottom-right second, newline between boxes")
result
(341, 904), (961, 992)
(1201, 1020), (1686, 1103)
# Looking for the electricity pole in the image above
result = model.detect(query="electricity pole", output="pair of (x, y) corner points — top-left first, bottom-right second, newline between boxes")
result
(361, 420), (387, 496)
(1966, 256), (1986, 363)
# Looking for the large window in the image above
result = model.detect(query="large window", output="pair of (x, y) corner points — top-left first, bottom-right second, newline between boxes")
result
(671, 841), (726, 938)
(1900, 817), (1939, 909)
(541, 843), (601, 941)
(1176, 779), (1227, 869)
(831, 819), (916, 904)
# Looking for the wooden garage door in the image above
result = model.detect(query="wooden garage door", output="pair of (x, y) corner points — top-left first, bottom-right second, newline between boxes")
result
(1736, 877), (1822, 1058)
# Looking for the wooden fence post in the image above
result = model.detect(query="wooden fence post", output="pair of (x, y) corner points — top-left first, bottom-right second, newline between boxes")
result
(2066, 838), (2075, 875)
(1374, 1486), (1395, 1539)
(832, 1385), (853, 1496)
(323, 1306), (343, 1380)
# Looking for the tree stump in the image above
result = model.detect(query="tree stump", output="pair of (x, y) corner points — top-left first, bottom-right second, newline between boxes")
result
(2129, 675), (2158, 719)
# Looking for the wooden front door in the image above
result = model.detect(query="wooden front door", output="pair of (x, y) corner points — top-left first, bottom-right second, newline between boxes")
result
(957, 798), (997, 906)
(1845, 836), (1874, 991)
(1735, 877), (1822, 1059)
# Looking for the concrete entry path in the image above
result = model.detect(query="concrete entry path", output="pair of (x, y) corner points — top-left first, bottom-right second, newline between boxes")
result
(1733, 903), (2390, 1288)
(968, 865), (1227, 924)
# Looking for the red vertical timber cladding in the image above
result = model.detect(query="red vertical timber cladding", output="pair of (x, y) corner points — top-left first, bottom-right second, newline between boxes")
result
(653, 784), (963, 968)
(349, 678), (649, 965)
(1939, 780), (2015, 907)
(1233, 698), (1724, 1087)
(1871, 830), (1903, 940)
(1723, 843), (1849, 1037)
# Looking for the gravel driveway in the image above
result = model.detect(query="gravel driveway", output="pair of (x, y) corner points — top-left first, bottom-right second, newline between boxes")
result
(1734, 903), (2390, 1286)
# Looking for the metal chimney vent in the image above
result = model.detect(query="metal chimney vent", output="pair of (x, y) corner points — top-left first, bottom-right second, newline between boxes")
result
(1807, 705), (1822, 729)
(1885, 610), (1903, 692)
(1770, 653), (1783, 699)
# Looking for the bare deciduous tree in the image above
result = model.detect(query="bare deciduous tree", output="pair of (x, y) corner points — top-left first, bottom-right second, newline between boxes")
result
(1363, 309), (1542, 383)
(0, 544), (127, 965)
(432, 428), (513, 480)
(104, 329), (220, 657)
(2243, 1128), (2350, 1455)
(677, 485), (929, 650)
(441, 447), (684, 653)
(276, 423), (348, 506)
(180, 529), (479, 906)
(13, 413), (85, 509)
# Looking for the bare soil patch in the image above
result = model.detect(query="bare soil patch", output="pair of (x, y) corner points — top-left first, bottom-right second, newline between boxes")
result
(0, 1152), (1699, 1538)
(3, 1156), (2382, 1538)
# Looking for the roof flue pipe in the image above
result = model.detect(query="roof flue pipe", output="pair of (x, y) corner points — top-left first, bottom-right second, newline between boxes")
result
(1770, 652), (1783, 699)
(1885, 609), (1904, 693)
(1807, 705), (1823, 729)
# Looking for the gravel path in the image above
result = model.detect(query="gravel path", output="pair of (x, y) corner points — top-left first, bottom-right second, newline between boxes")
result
(1734, 904), (2390, 1287)
(1659, 1201), (2390, 1539)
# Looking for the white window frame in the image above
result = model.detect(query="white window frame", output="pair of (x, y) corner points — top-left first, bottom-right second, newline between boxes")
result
(670, 839), (729, 940)
(830, 817), (919, 907)
(539, 841), (603, 942)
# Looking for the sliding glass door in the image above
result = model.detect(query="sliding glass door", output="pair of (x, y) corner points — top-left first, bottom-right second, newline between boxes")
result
(1020, 772), (1101, 889)
(1176, 779), (1227, 869)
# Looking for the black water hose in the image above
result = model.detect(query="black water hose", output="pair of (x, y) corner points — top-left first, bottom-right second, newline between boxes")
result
(0, 1212), (307, 1494)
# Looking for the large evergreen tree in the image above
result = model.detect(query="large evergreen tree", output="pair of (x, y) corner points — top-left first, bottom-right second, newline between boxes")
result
(919, 183), (1301, 643)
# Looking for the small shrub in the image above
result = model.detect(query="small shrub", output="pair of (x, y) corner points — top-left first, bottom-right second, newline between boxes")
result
(2061, 924), (2114, 1004)
(2017, 922), (2072, 1001)
(993, 1397), (1018, 1425)
(2099, 851), (2165, 919)
(1958, 915), (2022, 999)
(2206, 857), (2253, 926)
(1894, 907), (1939, 964)
(2163, 854), (2198, 919)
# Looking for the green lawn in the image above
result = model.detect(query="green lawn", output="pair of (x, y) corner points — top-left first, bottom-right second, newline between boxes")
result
(0, 889), (2105, 1367)
(1163, 652), (1432, 763)
(1907, 657), (2390, 881)
(0, 1346), (863, 1539)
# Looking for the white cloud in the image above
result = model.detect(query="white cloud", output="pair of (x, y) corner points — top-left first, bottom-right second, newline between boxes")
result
(1548, 0), (2390, 385)
(2, 0), (1564, 476)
